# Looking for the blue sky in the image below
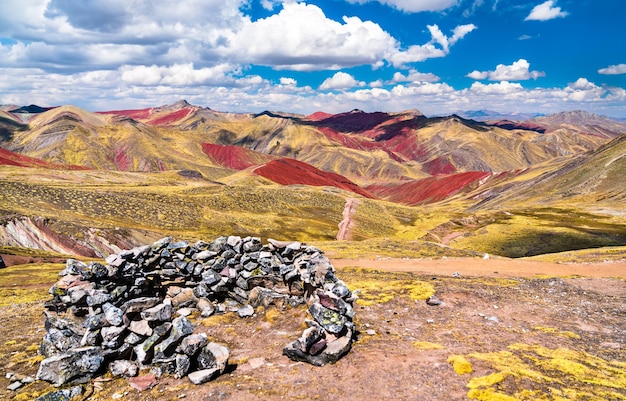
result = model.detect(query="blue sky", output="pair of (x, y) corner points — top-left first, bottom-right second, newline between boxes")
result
(0, 0), (625, 117)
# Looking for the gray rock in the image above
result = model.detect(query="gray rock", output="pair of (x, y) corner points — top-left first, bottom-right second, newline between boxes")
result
(102, 303), (124, 326)
(141, 303), (173, 322)
(84, 313), (107, 331)
(129, 319), (152, 336)
(227, 235), (242, 248)
(187, 368), (221, 385)
(248, 286), (286, 308)
(88, 262), (109, 279)
(201, 270), (221, 286)
(176, 307), (196, 317)
(85, 291), (112, 307)
(283, 327), (353, 366)
(37, 347), (104, 386)
(175, 354), (191, 379)
(196, 298), (215, 317)
(171, 288), (197, 308)
(63, 259), (88, 276)
(134, 323), (172, 365)
(237, 304), (254, 318)
(101, 325), (126, 348)
(79, 329), (100, 347)
(426, 295), (443, 306)
(309, 303), (347, 334)
(299, 324), (325, 353)
(109, 360), (138, 377)
(153, 316), (193, 357)
(34, 386), (84, 401)
(331, 284), (351, 299)
(177, 333), (208, 356)
(195, 250), (218, 261)
(44, 311), (85, 336)
(121, 297), (161, 313)
(40, 328), (80, 357)
(124, 331), (145, 345)
(196, 342), (230, 372)
(193, 282), (210, 298)
(242, 237), (262, 253)
(7, 380), (23, 391)
(209, 236), (228, 253)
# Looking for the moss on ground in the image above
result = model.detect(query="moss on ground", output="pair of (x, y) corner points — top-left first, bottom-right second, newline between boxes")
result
(458, 343), (626, 400)
(448, 208), (626, 258)
(0, 263), (61, 307)
(340, 266), (435, 306)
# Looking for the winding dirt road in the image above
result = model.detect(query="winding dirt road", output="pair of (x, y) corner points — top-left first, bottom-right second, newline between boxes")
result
(336, 198), (358, 241)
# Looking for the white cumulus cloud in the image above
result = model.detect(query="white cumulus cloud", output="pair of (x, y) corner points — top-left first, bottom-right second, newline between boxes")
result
(226, 3), (397, 71)
(469, 81), (524, 95)
(388, 24), (476, 67)
(598, 64), (626, 75)
(279, 77), (297, 86)
(466, 59), (545, 81)
(525, 1), (568, 21)
(319, 72), (365, 90)
(568, 77), (596, 91)
(391, 69), (440, 83)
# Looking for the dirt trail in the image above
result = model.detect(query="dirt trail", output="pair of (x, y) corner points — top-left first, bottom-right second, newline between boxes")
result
(336, 198), (358, 240)
(331, 256), (626, 279)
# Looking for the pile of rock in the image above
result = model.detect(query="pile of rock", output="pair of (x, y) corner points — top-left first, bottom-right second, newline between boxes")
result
(37, 236), (356, 387)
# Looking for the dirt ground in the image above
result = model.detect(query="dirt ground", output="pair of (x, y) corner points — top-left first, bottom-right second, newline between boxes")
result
(332, 256), (626, 281)
(1, 257), (625, 401)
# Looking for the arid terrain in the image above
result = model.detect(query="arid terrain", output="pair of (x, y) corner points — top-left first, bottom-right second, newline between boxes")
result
(0, 102), (625, 400)
(0, 255), (624, 401)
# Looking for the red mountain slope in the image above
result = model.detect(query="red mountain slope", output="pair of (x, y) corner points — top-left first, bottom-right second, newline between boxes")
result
(98, 100), (199, 126)
(202, 143), (373, 198)
(367, 171), (491, 205)
(0, 147), (89, 170)
(254, 158), (375, 198)
(202, 143), (276, 170)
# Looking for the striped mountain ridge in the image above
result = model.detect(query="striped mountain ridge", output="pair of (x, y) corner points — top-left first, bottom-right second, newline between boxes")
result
(0, 100), (624, 206)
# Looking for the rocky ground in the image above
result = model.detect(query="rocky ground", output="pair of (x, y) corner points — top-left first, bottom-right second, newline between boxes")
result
(1, 258), (625, 401)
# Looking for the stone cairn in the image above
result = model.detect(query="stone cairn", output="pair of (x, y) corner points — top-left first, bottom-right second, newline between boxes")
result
(36, 236), (356, 387)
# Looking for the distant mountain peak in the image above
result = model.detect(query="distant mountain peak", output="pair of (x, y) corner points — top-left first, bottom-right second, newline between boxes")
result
(533, 109), (625, 125)
(170, 99), (192, 109)
(455, 110), (544, 121)
(9, 104), (56, 114)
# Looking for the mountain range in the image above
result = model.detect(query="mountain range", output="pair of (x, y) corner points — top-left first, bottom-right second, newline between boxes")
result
(1, 101), (625, 261)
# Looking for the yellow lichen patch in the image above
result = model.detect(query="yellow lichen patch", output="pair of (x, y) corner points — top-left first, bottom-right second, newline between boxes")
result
(467, 372), (508, 389)
(341, 267), (435, 306)
(412, 341), (445, 350)
(467, 388), (518, 401)
(533, 326), (581, 339)
(263, 307), (282, 324)
(198, 312), (238, 328)
(458, 343), (626, 400)
(448, 355), (473, 374)
(509, 344), (626, 390)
